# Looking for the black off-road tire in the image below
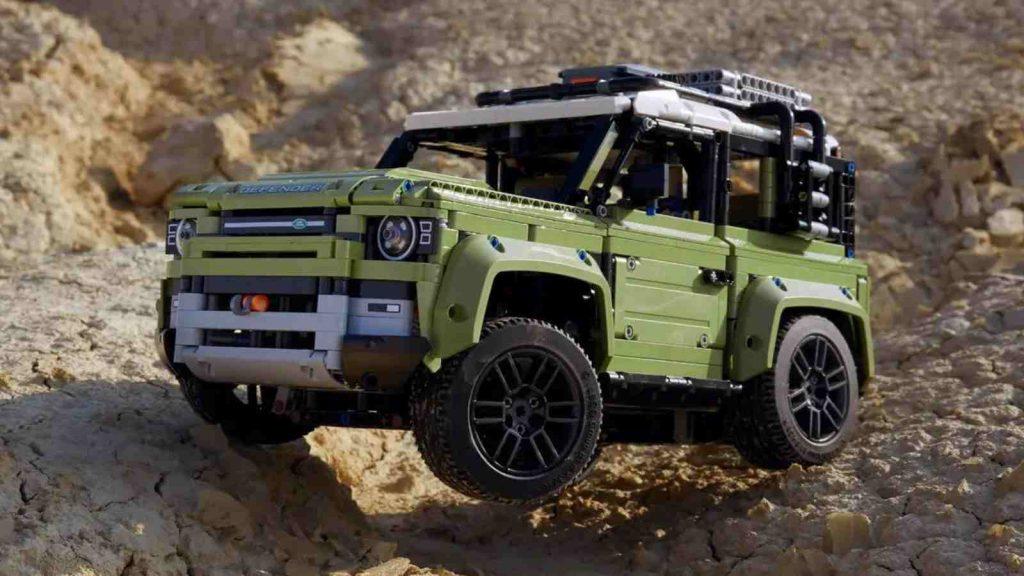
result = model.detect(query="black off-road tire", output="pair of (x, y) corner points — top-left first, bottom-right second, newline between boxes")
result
(177, 373), (315, 445)
(731, 315), (859, 468)
(411, 317), (603, 504)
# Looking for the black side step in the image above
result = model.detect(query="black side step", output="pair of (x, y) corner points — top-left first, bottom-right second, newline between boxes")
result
(600, 371), (743, 411)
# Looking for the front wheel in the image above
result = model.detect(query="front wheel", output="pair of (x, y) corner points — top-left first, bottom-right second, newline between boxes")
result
(731, 315), (859, 468)
(412, 317), (602, 503)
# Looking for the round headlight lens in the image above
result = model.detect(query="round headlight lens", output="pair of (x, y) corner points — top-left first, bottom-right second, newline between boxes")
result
(377, 216), (416, 261)
(174, 218), (197, 257)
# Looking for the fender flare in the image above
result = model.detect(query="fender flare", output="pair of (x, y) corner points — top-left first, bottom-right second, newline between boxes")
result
(423, 234), (614, 370)
(730, 275), (874, 383)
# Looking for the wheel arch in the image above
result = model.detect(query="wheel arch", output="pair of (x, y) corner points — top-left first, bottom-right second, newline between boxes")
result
(424, 234), (613, 370)
(730, 276), (874, 386)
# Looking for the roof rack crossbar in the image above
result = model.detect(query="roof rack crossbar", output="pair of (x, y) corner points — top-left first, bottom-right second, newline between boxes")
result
(475, 76), (750, 114)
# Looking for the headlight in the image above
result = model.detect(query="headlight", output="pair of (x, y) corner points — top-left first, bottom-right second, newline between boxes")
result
(377, 216), (417, 261)
(167, 218), (197, 257)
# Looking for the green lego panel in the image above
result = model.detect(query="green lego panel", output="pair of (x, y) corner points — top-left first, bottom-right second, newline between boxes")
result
(161, 170), (873, 386)
(426, 233), (614, 367)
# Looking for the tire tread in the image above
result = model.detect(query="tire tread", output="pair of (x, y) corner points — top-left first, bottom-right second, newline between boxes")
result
(731, 315), (851, 469)
(410, 317), (601, 504)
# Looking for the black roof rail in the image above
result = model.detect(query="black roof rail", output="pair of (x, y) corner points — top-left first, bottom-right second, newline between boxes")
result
(476, 64), (811, 111)
(475, 75), (750, 113)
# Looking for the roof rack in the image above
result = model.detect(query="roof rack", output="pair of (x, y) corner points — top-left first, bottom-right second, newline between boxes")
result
(476, 64), (811, 111)
(657, 69), (812, 107)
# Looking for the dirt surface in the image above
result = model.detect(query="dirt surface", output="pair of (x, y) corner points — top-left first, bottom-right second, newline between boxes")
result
(0, 0), (1023, 574)
(1, 248), (1023, 576)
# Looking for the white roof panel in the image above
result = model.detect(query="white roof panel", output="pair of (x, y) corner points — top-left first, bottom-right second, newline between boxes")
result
(632, 90), (742, 134)
(404, 95), (632, 131)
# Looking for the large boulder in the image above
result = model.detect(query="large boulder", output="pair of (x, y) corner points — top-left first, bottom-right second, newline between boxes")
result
(265, 19), (369, 100)
(0, 140), (75, 261)
(0, 0), (153, 260)
(987, 207), (1024, 246)
(132, 114), (255, 206)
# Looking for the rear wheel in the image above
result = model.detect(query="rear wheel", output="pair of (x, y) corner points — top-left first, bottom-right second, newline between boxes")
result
(731, 315), (858, 468)
(412, 317), (602, 503)
(177, 373), (315, 445)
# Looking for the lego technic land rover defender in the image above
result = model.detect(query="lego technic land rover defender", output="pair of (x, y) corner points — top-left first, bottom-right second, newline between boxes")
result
(157, 64), (873, 503)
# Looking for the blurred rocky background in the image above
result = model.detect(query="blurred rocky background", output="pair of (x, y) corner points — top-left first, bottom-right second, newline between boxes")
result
(0, 1), (1022, 575)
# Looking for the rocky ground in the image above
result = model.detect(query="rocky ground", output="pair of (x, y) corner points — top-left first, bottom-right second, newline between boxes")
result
(0, 248), (1022, 576)
(0, 0), (1023, 574)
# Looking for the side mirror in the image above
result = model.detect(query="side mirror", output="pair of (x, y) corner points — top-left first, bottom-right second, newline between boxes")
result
(622, 163), (685, 207)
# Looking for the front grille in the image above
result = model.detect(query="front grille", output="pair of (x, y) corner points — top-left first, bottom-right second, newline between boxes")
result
(205, 293), (318, 313)
(203, 251), (319, 259)
(172, 277), (415, 354)
(218, 207), (340, 237)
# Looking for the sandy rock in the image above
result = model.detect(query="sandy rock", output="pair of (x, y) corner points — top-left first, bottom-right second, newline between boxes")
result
(986, 523), (1016, 545)
(871, 271), (927, 329)
(862, 251), (903, 281)
(747, 498), (777, 520)
(953, 244), (1000, 274)
(363, 540), (399, 565)
(984, 308), (1024, 333)
(822, 512), (872, 555)
(197, 489), (253, 539)
(0, 0), (152, 259)
(267, 20), (369, 99)
(977, 182), (1024, 214)
(357, 558), (411, 576)
(775, 547), (834, 576)
(132, 114), (254, 206)
(997, 461), (1024, 495)
(1002, 143), (1024, 187)
(0, 517), (14, 545)
(190, 424), (231, 454)
(0, 140), (75, 261)
(946, 157), (991, 184)
(285, 558), (320, 576)
(959, 228), (990, 250)
(933, 178), (960, 224)
(180, 525), (241, 569)
(937, 316), (971, 338)
(986, 207), (1024, 246)
(1003, 309), (1024, 331)
(916, 539), (986, 576)
(847, 128), (905, 170)
(958, 180), (982, 221)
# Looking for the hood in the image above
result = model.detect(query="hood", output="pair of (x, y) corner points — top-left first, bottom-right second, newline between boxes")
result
(169, 168), (489, 211)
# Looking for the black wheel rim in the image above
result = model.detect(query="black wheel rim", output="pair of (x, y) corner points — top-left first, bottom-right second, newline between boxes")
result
(469, 348), (583, 478)
(787, 334), (850, 444)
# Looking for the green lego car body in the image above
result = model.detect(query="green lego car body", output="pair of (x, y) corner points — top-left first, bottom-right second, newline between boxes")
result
(157, 65), (873, 503)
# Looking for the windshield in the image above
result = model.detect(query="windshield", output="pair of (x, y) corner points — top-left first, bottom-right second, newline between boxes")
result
(378, 116), (717, 221)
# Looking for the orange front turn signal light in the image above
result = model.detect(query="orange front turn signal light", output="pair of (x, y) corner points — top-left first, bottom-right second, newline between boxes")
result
(244, 294), (270, 313)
